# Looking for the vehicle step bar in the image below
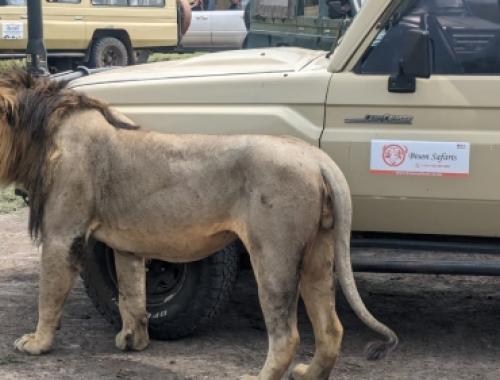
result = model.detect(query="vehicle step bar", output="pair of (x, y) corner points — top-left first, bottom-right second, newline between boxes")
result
(351, 257), (500, 276)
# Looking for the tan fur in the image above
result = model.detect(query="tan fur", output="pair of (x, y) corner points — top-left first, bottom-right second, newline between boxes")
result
(1, 70), (397, 380)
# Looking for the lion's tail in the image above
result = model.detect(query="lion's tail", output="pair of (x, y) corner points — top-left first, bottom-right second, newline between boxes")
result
(320, 163), (399, 360)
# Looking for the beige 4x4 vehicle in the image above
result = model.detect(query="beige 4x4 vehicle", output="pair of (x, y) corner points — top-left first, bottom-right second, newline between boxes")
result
(65, 0), (500, 340)
(0, 0), (191, 70)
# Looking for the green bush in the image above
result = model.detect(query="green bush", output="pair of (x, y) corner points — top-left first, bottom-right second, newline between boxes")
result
(0, 186), (26, 214)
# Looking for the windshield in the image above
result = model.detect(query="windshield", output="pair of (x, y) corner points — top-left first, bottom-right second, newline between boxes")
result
(358, 0), (500, 74)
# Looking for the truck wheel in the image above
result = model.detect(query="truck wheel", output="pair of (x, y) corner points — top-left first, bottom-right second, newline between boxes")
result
(81, 240), (240, 340)
(134, 49), (150, 64)
(89, 37), (129, 68)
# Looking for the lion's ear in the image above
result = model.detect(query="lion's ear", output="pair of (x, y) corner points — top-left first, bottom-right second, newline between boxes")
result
(0, 91), (16, 127)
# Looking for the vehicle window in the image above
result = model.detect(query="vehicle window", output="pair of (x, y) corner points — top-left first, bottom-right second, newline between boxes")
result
(190, 0), (244, 11)
(47, 0), (81, 3)
(0, 0), (26, 5)
(357, 0), (500, 75)
(190, 0), (206, 11)
(300, 0), (320, 17)
(91, 0), (165, 6)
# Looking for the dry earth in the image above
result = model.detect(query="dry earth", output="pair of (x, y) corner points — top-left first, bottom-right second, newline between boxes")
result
(1, 209), (500, 380)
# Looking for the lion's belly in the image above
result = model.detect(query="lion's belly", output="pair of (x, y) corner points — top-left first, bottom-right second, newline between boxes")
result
(93, 224), (238, 262)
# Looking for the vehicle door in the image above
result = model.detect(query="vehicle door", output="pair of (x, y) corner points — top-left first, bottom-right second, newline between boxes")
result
(0, 0), (28, 52)
(44, 0), (87, 50)
(209, 0), (246, 48)
(181, 0), (212, 48)
(322, 0), (500, 237)
(85, 0), (176, 49)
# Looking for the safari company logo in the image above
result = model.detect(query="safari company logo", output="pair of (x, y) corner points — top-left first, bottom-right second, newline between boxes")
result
(382, 144), (408, 167)
(370, 140), (470, 177)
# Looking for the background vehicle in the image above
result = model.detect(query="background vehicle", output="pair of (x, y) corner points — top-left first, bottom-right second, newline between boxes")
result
(245, 0), (364, 49)
(23, 0), (500, 341)
(181, 0), (248, 50)
(0, 0), (191, 71)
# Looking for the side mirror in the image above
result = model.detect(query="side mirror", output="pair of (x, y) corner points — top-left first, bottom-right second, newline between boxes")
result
(388, 29), (432, 93)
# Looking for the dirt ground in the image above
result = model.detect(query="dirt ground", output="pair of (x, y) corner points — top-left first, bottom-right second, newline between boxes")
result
(1, 209), (500, 380)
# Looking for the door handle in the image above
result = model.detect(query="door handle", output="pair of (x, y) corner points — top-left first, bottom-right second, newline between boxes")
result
(74, 16), (84, 20)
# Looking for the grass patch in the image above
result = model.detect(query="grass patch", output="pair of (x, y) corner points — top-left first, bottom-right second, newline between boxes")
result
(148, 52), (204, 63)
(0, 186), (26, 214)
(0, 59), (25, 72)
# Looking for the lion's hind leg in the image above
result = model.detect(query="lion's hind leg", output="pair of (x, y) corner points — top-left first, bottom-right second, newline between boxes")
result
(291, 230), (343, 380)
(114, 250), (150, 351)
(241, 240), (303, 380)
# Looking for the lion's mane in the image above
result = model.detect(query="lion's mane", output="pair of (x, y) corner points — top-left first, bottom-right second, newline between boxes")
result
(0, 68), (138, 240)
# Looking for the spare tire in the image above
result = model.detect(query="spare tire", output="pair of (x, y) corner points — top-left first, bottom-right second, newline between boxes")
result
(82, 240), (240, 340)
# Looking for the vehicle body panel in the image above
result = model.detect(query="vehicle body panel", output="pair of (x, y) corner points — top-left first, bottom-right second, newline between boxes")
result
(181, 10), (212, 48)
(70, 47), (325, 82)
(71, 48), (329, 145)
(71, 0), (500, 237)
(181, 0), (247, 50)
(210, 9), (246, 47)
(323, 73), (500, 236)
(0, 0), (177, 55)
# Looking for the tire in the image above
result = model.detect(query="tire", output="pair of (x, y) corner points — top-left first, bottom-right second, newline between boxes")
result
(134, 49), (150, 64)
(89, 37), (129, 68)
(81, 240), (240, 340)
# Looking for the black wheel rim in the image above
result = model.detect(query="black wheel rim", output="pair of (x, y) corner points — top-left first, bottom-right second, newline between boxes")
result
(146, 260), (187, 307)
(100, 46), (124, 66)
(102, 246), (187, 308)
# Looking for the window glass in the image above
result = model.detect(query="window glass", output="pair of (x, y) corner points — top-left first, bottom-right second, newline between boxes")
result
(304, 0), (320, 17)
(47, 0), (81, 3)
(92, 0), (165, 6)
(190, 0), (243, 11)
(0, 0), (26, 5)
(357, 0), (500, 75)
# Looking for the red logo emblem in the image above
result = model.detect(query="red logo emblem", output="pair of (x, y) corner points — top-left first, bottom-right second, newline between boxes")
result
(382, 144), (408, 167)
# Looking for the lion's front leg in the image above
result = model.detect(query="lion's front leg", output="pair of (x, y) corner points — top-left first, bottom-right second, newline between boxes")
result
(15, 239), (79, 355)
(114, 250), (149, 352)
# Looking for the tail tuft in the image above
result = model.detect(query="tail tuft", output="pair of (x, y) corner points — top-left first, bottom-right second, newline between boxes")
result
(364, 338), (398, 361)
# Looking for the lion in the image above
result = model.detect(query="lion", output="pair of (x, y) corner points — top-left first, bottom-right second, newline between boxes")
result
(0, 69), (398, 380)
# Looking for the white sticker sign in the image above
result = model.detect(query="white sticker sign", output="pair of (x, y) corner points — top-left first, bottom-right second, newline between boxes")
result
(370, 140), (470, 177)
(1, 23), (24, 40)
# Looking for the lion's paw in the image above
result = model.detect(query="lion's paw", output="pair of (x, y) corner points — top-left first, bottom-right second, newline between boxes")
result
(290, 363), (309, 380)
(14, 333), (51, 355)
(115, 328), (149, 352)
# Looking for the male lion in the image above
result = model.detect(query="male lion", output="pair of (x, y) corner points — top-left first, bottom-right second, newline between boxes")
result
(0, 69), (398, 380)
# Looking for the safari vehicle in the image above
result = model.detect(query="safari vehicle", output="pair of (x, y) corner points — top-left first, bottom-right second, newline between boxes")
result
(181, 0), (249, 50)
(0, 0), (190, 71)
(22, 0), (500, 340)
(244, 0), (364, 49)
